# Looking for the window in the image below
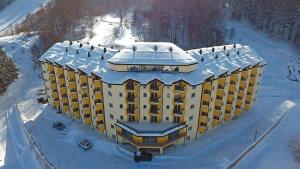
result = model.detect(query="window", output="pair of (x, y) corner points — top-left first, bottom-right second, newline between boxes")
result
(119, 92), (123, 97)
(167, 93), (170, 98)
(174, 116), (180, 123)
(143, 116), (147, 120)
(108, 91), (112, 96)
(110, 114), (114, 119)
(192, 86), (196, 89)
(186, 136), (190, 140)
(190, 104), (194, 109)
(143, 93), (147, 97)
(108, 84), (112, 88)
(188, 126), (192, 131)
(120, 116), (123, 120)
(128, 115), (135, 122)
(166, 105), (170, 109)
(111, 125), (114, 129)
(191, 93), (196, 98)
(120, 104), (123, 108)
(189, 116), (193, 121)
(151, 116), (157, 122)
(166, 117), (169, 121)
(143, 105), (147, 109)
(112, 134), (116, 140)
(109, 103), (113, 108)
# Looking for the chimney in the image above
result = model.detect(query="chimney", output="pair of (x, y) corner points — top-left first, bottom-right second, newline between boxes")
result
(69, 41), (72, 46)
(79, 43), (83, 48)
(91, 45), (94, 51)
(169, 47), (173, 52)
(223, 46), (226, 50)
(234, 44), (236, 48)
(154, 45), (158, 52)
(132, 45), (136, 52)
(103, 47), (107, 53)
(199, 49), (202, 55)
(212, 48), (215, 52)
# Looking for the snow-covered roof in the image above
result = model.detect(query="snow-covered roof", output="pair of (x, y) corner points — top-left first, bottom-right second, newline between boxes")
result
(116, 121), (186, 137)
(39, 41), (266, 85)
(108, 42), (198, 66)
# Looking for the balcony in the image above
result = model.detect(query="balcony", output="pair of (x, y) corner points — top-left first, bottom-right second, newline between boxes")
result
(173, 109), (183, 115)
(150, 108), (159, 114)
(200, 105), (209, 113)
(69, 82), (76, 89)
(212, 119), (220, 127)
(224, 113), (231, 121)
(203, 82), (211, 91)
(198, 126), (206, 134)
(215, 99), (222, 107)
(116, 121), (187, 150)
(213, 110), (221, 117)
(150, 85), (159, 91)
(174, 97), (184, 104)
(127, 108), (136, 114)
(150, 96), (160, 103)
(234, 108), (242, 116)
(83, 107), (91, 115)
(127, 96), (135, 103)
(79, 75), (88, 83)
(202, 94), (210, 102)
(199, 116), (207, 123)
(174, 86), (185, 92)
(126, 84), (135, 91)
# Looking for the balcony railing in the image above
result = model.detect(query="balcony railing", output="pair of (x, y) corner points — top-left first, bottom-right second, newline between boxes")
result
(150, 96), (159, 103)
(174, 97), (184, 103)
(150, 108), (159, 114)
(150, 85), (159, 91)
(127, 108), (135, 114)
(175, 86), (185, 91)
(173, 109), (183, 115)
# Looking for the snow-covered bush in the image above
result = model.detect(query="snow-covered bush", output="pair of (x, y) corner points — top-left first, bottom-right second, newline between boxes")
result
(0, 48), (18, 94)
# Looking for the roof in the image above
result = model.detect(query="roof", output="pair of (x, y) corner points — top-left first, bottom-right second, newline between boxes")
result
(39, 41), (266, 85)
(107, 42), (198, 66)
(116, 121), (186, 137)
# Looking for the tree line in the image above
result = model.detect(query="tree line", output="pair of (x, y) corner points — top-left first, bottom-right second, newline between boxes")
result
(131, 0), (224, 49)
(227, 0), (300, 47)
(0, 48), (18, 94)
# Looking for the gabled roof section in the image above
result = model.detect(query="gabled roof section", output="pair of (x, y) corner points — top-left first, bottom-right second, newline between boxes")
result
(107, 42), (198, 66)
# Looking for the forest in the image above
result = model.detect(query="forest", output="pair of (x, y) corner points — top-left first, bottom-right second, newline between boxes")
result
(0, 48), (18, 94)
(13, 0), (299, 52)
(228, 0), (300, 45)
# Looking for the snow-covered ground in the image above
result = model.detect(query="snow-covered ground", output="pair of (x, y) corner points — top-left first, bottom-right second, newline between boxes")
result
(82, 15), (136, 47)
(0, 0), (50, 34)
(0, 19), (300, 169)
(0, 34), (44, 169)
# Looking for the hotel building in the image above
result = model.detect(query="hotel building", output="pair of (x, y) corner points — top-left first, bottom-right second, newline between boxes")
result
(39, 41), (265, 154)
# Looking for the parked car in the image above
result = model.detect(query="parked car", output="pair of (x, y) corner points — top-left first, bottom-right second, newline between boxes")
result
(134, 150), (153, 162)
(79, 139), (92, 150)
(52, 121), (65, 130)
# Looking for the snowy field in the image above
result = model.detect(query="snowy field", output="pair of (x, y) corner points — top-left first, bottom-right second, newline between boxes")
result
(0, 0), (50, 34)
(0, 19), (300, 169)
(82, 15), (136, 47)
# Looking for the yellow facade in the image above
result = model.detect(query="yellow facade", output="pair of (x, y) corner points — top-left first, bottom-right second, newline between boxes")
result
(40, 42), (264, 154)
